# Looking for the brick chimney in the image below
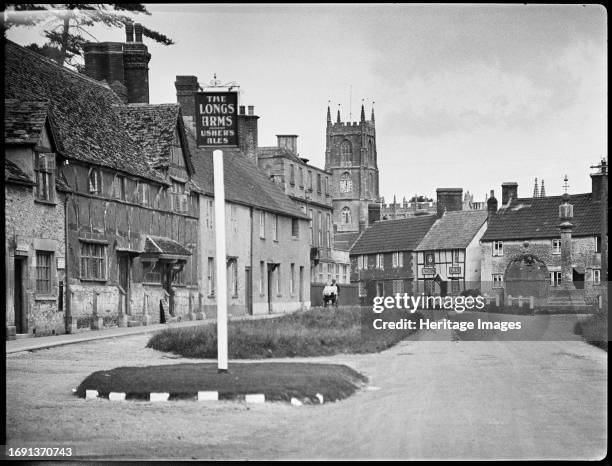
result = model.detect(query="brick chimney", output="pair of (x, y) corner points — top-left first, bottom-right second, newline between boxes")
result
(277, 135), (298, 154)
(237, 105), (259, 163)
(122, 23), (151, 104)
(591, 161), (607, 203)
(501, 182), (518, 205)
(83, 22), (151, 104)
(487, 189), (498, 216)
(175, 75), (199, 128)
(436, 188), (463, 218)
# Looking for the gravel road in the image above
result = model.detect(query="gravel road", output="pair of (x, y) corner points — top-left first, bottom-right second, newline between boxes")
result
(5, 315), (607, 460)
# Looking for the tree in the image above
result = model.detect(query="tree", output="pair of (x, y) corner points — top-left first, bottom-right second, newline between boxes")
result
(2, 4), (173, 68)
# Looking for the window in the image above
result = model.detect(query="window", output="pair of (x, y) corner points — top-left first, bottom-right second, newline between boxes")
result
(272, 214), (278, 241)
(342, 264), (348, 283)
(173, 267), (186, 286)
(276, 265), (282, 295)
(207, 257), (215, 296)
(595, 236), (601, 253)
(88, 168), (101, 195)
(552, 239), (561, 255)
(112, 175), (126, 201)
(317, 211), (322, 245)
(143, 261), (162, 283)
(376, 253), (384, 269)
(36, 251), (52, 293)
(326, 213), (331, 247)
(550, 271), (561, 287)
(34, 153), (55, 202)
(228, 259), (238, 297)
(80, 242), (107, 280)
(392, 252), (399, 268)
(424, 280), (435, 296)
(259, 211), (266, 239)
(317, 173), (322, 193)
(450, 279), (461, 295)
(398, 252), (404, 268)
(392, 279), (403, 295)
(359, 281), (367, 297)
(593, 269), (601, 285)
(171, 180), (186, 212)
(376, 282), (384, 297)
(339, 172), (352, 193)
(290, 263), (295, 295)
(291, 218), (299, 238)
(340, 140), (351, 166)
(206, 199), (214, 230)
(308, 209), (313, 244)
(335, 263), (340, 283)
(453, 250), (461, 263)
(298, 167), (304, 187)
(341, 206), (351, 224)
(493, 241), (503, 256)
(259, 261), (265, 294)
(308, 171), (313, 191)
(140, 182), (150, 206)
(492, 274), (504, 288)
(318, 263), (324, 283)
(325, 177), (329, 197)
(289, 164), (295, 185)
(357, 255), (365, 270)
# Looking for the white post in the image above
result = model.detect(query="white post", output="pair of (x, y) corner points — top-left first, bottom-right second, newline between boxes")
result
(213, 149), (228, 372)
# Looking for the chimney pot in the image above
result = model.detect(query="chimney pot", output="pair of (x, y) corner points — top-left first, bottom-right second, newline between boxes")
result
(436, 188), (463, 218)
(501, 182), (518, 205)
(247, 105), (254, 116)
(239, 105), (246, 115)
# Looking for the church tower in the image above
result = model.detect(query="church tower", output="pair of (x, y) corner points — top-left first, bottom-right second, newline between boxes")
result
(325, 103), (380, 233)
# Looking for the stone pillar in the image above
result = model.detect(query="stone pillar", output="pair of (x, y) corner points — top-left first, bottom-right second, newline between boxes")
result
(559, 193), (575, 290)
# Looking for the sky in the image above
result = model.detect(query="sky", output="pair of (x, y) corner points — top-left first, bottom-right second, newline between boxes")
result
(6, 4), (607, 202)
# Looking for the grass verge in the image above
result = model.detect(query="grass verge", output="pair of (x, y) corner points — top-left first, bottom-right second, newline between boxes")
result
(147, 307), (422, 359)
(574, 312), (608, 351)
(75, 362), (368, 402)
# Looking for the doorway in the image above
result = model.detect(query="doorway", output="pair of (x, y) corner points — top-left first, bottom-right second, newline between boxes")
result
(299, 266), (304, 306)
(245, 266), (253, 315)
(573, 268), (585, 289)
(118, 254), (131, 316)
(14, 256), (27, 334)
(267, 263), (278, 314)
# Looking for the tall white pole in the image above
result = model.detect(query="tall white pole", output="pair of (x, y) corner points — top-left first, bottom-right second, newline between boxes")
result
(213, 149), (228, 372)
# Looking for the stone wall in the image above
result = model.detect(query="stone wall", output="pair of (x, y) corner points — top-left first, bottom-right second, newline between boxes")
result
(5, 182), (66, 336)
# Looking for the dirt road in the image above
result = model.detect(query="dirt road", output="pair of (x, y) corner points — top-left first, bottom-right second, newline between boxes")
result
(5, 316), (607, 460)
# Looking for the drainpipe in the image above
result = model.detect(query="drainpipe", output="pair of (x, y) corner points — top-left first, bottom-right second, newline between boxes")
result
(249, 206), (254, 315)
(64, 191), (72, 333)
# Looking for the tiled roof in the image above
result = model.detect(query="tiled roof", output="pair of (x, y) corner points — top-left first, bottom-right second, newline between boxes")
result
(415, 210), (488, 251)
(113, 103), (193, 173)
(482, 193), (601, 241)
(334, 231), (362, 251)
(5, 40), (166, 184)
(186, 126), (308, 219)
(257, 146), (304, 165)
(145, 236), (191, 256)
(5, 159), (34, 185)
(351, 215), (437, 254)
(4, 99), (49, 145)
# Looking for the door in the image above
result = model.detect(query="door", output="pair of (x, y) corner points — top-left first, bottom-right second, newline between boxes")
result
(299, 266), (304, 306)
(14, 257), (26, 334)
(267, 264), (276, 314)
(245, 266), (253, 315)
(118, 255), (130, 316)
